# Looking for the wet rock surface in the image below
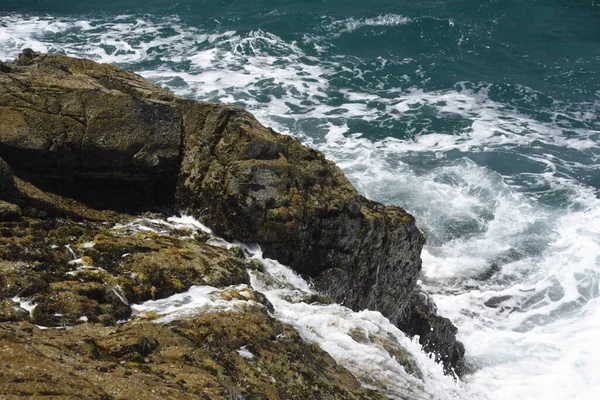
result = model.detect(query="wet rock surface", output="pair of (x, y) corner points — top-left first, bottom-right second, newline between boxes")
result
(0, 213), (387, 399)
(0, 314), (387, 400)
(0, 49), (466, 386)
(396, 291), (467, 376)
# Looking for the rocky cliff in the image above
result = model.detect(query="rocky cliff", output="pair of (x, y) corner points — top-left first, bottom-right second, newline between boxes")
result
(0, 49), (465, 397)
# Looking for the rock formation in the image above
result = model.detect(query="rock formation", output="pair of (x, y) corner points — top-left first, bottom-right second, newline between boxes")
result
(0, 49), (466, 384)
(0, 215), (387, 399)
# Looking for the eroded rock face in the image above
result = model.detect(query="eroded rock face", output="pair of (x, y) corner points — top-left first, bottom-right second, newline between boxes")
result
(0, 50), (465, 375)
(397, 291), (467, 376)
(175, 103), (425, 324)
(0, 52), (180, 210)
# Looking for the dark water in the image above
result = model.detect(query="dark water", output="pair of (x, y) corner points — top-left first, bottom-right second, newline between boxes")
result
(1, 1), (599, 398)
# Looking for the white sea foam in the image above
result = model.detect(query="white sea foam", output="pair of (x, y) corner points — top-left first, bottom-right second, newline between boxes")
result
(236, 345), (255, 359)
(332, 130), (599, 400)
(326, 14), (412, 37)
(11, 296), (37, 314)
(131, 284), (261, 323)
(126, 218), (470, 399)
(247, 250), (472, 400)
(426, 188), (600, 400)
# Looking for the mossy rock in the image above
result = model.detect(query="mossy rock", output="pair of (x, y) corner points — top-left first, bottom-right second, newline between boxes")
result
(0, 311), (389, 399)
(301, 293), (335, 305)
(82, 232), (250, 304)
(31, 282), (131, 327)
(0, 299), (29, 322)
(0, 214), (254, 328)
(0, 261), (51, 299)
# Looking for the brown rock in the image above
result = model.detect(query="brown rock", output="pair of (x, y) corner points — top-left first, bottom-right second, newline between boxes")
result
(0, 200), (21, 221)
(0, 51), (465, 374)
(0, 314), (389, 400)
(0, 52), (180, 210)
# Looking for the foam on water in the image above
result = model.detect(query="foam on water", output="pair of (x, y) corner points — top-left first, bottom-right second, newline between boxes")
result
(131, 284), (261, 323)
(328, 131), (600, 400)
(247, 249), (473, 400)
(325, 14), (412, 37)
(2, 12), (599, 400)
(127, 218), (471, 399)
(426, 189), (600, 400)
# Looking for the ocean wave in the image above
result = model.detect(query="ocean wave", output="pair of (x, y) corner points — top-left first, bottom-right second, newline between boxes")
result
(326, 13), (412, 37)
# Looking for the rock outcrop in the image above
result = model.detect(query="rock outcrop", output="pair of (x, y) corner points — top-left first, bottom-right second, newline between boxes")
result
(0, 54), (180, 210)
(397, 291), (467, 376)
(0, 50), (465, 376)
(0, 316), (387, 400)
(0, 214), (386, 399)
(175, 103), (426, 332)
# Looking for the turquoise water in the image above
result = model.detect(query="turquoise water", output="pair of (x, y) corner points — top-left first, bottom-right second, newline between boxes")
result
(1, 1), (599, 399)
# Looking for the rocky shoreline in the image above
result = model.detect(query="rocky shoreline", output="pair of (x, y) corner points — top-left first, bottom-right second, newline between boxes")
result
(0, 50), (465, 398)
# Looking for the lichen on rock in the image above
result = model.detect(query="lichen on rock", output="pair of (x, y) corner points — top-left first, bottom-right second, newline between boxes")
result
(0, 314), (387, 400)
(0, 49), (467, 394)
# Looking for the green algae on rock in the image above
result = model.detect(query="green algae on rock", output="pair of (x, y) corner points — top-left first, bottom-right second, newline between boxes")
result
(0, 215), (253, 328)
(0, 209), (392, 398)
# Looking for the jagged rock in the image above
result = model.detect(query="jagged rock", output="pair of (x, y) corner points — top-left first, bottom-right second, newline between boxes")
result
(0, 51), (465, 374)
(396, 290), (466, 376)
(176, 105), (425, 327)
(484, 294), (512, 308)
(14, 48), (39, 66)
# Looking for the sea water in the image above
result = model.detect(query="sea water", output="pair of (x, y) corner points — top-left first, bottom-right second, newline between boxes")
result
(1, 1), (598, 399)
